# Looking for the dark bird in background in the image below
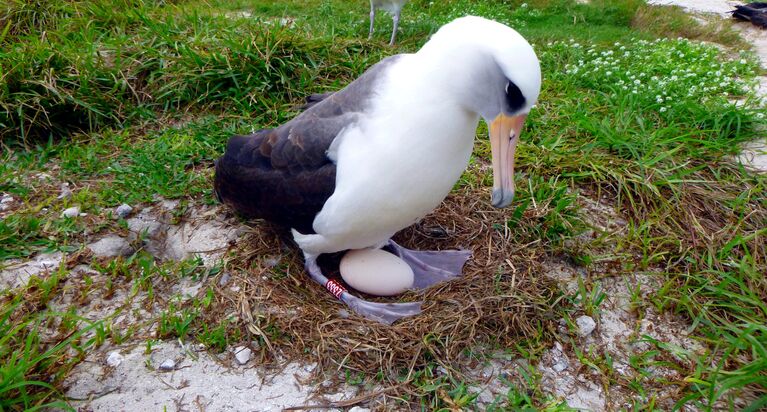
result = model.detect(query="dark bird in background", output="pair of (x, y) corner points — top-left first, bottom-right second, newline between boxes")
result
(731, 2), (767, 28)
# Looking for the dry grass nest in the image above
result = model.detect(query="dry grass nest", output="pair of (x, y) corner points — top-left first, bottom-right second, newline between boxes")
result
(203, 186), (564, 389)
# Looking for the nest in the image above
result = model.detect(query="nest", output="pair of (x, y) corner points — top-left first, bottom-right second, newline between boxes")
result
(205, 186), (562, 400)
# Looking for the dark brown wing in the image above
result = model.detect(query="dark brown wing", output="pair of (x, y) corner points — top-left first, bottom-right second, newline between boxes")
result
(732, 3), (767, 28)
(214, 55), (402, 233)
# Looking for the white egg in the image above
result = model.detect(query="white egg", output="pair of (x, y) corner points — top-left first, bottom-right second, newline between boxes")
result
(339, 248), (415, 296)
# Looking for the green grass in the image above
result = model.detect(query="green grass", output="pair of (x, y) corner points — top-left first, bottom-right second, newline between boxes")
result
(1, 0), (766, 409)
(0, 265), (103, 411)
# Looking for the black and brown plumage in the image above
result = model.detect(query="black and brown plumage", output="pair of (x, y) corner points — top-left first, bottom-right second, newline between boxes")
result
(731, 2), (767, 28)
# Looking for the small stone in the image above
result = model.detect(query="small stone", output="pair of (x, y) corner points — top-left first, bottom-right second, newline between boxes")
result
(88, 236), (133, 257)
(233, 346), (252, 365)
(552, 359), (568, 372)
(160, 199), (179, 211)
(576, 315), (597, 337)
(61, 206), (80, 218)
(106, 351), (123, 367)
(218, 272), (231, 286)
(158, 359), (175, 371)
(0, 194), (13, 204)
(57, 183), (72, 199)
(349, 407), (371, 412)
(115, 203), (133, 218)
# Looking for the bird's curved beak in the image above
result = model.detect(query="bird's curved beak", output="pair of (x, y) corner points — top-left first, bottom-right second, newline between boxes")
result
(489, 113), (526, 208)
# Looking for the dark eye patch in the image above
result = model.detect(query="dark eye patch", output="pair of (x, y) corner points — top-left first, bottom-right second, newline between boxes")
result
(505, 81), (526, 113)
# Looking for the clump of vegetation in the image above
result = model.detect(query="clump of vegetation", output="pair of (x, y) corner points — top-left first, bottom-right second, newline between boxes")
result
(0, 264), (101, 411)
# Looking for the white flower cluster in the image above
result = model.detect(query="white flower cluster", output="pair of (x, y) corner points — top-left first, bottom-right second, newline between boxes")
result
(544, 37), (761, 116)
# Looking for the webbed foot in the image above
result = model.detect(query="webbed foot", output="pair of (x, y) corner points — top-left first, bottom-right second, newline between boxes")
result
(386, 240), (472, 289)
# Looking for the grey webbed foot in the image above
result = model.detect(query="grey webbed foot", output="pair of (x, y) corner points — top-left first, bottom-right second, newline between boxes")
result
(342, 293), (421, 325)
(303, 253), (422, 325)
(386, 240), (472, 289)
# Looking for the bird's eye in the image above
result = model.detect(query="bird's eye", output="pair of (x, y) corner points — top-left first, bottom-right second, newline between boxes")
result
(505, 81), (526, 113)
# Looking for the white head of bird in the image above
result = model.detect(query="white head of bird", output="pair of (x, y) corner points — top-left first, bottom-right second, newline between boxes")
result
(408, 16), (541, 209)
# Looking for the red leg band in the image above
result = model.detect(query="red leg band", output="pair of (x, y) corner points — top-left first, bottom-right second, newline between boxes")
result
(325, 279), (347, 300)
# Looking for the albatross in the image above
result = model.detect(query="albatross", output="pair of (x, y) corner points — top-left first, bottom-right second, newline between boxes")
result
(368, 0), (409, 45)
(214, 16), (541, 324)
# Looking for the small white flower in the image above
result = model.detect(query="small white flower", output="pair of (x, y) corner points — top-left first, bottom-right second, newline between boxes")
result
(660, 107), (667, 113)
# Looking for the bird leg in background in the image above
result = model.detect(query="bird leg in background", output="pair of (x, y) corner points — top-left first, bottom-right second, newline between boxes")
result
(386, 240), (471, 289)
(303, 253), (422, 325)
(389, 10), (400, 46)
(368, 5), (376, 39)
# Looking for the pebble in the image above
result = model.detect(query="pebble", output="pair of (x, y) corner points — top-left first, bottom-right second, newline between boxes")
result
(106, 351), (123, 367)
(349, 407), (371, 412)
(158, 359), (176, 371)
(552, 359), (569, 372)
(576, 315), (597, 337)
(115, 203), (133, 218)
(0, 194), (13, 212)
(57, 183), (72, 199)
(87, 236), (133, 257)
(61, 206), (80, 218)
(233, 346), (252, 365)
(218, 272), (231, 286)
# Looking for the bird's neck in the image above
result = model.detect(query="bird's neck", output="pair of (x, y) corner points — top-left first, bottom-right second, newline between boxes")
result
(408, 44), (502, 121)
